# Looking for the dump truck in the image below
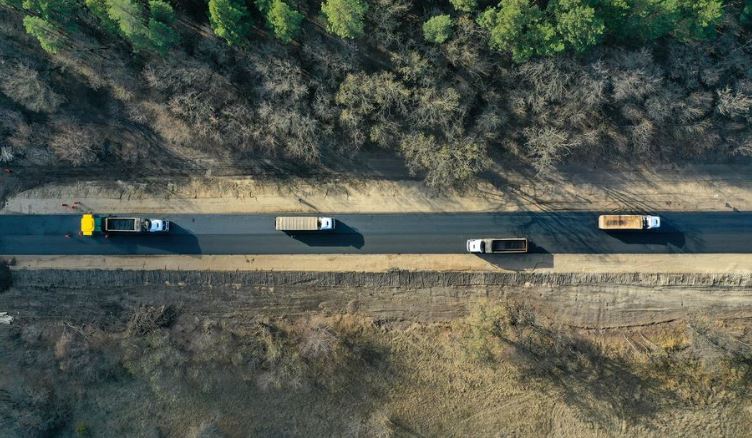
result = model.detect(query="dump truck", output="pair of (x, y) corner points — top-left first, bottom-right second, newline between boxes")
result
(80, 214), (169, 236)
(275, 216), (335, 231)
(466, 238), (528, 254)
(598, 214), (660, 230)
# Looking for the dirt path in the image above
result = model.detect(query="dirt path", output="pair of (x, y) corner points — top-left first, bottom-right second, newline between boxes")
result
(2, 164), (751, 214)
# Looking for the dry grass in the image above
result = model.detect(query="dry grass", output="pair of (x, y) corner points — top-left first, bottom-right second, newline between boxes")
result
(1, 300), (751, 436)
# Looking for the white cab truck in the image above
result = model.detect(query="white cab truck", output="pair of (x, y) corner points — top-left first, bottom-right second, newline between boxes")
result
(104, 217), (169, 233)
(598, 214), (660, 230)
(466, 238), (528, 254)
(275, 216), (335, 231)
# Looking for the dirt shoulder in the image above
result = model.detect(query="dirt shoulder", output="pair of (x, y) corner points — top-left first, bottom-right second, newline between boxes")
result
(2, 163), (752, 214)
(10, 253), (752, 274)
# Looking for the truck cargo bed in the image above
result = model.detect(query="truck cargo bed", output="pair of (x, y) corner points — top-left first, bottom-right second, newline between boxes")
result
(275, 216), (319, 231)
(490, 238), (528, 253)
(104, 217), (140, 232)
(598, 215), (643, 230)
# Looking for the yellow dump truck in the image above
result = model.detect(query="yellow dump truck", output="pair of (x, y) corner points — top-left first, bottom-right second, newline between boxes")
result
(80, 214), (170, 236)
(598, 214), (660, 230)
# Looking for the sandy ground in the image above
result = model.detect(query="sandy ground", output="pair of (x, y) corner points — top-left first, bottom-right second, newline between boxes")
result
(2, 164), (752, 214)
(9, 253), (752, 273)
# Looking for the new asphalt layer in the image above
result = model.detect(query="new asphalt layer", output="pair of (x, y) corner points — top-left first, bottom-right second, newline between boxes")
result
(0, 212), (749, 255)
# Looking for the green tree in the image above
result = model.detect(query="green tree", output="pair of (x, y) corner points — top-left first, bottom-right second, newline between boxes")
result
(85, 0), (120, 34)
(257, 0), (303, 42)
(450, 0), (476, 13)
(23, 15), (65, 53)
(478, 0), (563, 63)
(551, 0), (604, 53)
(22, 0), (76, 24)
(321, 0), (368, 39)
(106, 0), (149, 49)
(105, 0), (178, 53)
(208, 0), (251, 45)
(675, 0), (722, 40)
(147, 0), (177, 54)
(743, 0), (752, 28)
(423, 14), (453, 44)
(604, 0), (722, 43)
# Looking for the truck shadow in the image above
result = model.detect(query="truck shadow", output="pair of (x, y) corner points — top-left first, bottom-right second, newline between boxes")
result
(102, 223), (202, 255)
(476, 253), (554, 271)
(285, 221), (364, 249)
(476, 243), (553, 271)
(604, 224), (686, 250)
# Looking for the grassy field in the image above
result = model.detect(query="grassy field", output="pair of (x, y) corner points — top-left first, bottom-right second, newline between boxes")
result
(2, 296), (751, 437)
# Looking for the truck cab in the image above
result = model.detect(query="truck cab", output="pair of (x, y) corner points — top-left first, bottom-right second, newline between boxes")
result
(645, 216), (661, 229)
(146, 219), (170, 232)
(318, 217), (334, 231)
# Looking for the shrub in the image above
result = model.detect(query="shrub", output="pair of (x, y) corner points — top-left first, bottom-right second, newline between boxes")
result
(422, 14), (453, 44)
(450, 0), (476, 13)
(49, 120), (103, 165)
(0, 63), (65, 112)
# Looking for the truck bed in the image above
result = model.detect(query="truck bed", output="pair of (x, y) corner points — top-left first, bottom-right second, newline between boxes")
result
(275, 217), (319, 231)
(490, 238), (528, 253)
(104, 217), (139, 232)
(598, 215), (643, 230)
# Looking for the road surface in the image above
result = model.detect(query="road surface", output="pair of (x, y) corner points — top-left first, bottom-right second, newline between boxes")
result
(0, 212), (749, 255)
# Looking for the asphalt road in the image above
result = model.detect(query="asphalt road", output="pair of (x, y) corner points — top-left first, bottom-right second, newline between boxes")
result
(0, 212), (749, 255)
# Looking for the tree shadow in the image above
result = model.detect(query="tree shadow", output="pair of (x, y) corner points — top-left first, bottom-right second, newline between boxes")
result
(507, 322), (680, 431)
(284, 220), (364, 249)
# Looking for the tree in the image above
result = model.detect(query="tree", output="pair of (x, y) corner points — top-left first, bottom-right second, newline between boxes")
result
(0, 0), (23, 9)
(147, 0), (178, 54)
(105, 0), (177, 52)
(209, 0), (251, 45)
(257, 0), (303, 43)
(551, 0), (604, 53)
(478, 0), (563, 63)
(400, 133), (490, 188)
(450, 0), (476, 13)
(605, 0), (722, 43)
(422, 14), (453, 44)
(23, 16), (65, 53)
(743, 0), (752, 28)
(22, 0), (76, 24)
(84, 0), (120, 34)
(321, 0), (368, 39)
(106, 0), (150, 49)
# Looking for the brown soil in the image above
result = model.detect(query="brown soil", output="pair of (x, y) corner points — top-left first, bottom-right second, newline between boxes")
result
(3, 163), (752, 214)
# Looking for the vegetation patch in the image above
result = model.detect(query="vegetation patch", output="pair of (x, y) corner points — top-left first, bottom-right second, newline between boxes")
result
(1, 299), (751, 435)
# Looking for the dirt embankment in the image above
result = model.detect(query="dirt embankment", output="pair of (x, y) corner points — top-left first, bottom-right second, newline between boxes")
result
(4, 269), (752, 328)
